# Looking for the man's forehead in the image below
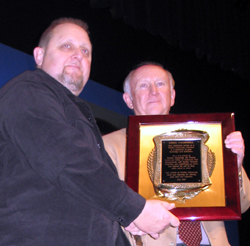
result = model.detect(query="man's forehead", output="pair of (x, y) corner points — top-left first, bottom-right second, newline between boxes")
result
(132, 65), (169, 82)
(53, 22), (84, 31)
(51, 23), (91, 43)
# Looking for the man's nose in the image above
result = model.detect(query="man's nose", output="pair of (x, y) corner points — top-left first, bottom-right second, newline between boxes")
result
(149, 84), (157, 94)
(72, 48), (83, 60)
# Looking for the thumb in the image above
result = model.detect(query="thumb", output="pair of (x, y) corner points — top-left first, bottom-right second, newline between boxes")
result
(162, 202), (176, 210)
(169, 213), (180, 227)
(161, 202), (180, 227)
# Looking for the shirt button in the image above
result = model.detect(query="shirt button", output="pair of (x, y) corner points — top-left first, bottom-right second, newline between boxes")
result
(97, 143), (101, 149)
(87, 117), (91, 121)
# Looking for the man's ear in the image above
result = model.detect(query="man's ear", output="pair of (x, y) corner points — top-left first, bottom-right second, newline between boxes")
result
(123, 92), (134, 109)
(33, 47), (45, 67)
(171, 89), (176, 107)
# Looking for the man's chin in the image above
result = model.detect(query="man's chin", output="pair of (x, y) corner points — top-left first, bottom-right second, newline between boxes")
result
(58, 73), (84, 92)
(63, 72), (83, 83)
(146, 108), (168, 115)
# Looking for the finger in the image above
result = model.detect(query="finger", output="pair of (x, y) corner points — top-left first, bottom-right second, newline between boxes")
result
(161, 202), (180, 227)
(225, 138), (243, 146)
(158, 227), (168, 234)
(170, 214), (180, 227)
(129, 230), (143, 236)
(225, 138), (242, 144)
(224, 141), (245, 157)
(168, 203), (176, 210)
(230, 147), (244, 155)
(137, 231), (147, 236)
(149, 233), (160, 239)
(226, 131), (241, 139)
(162, 202), (176, 210)
(225, 132), (242, 143)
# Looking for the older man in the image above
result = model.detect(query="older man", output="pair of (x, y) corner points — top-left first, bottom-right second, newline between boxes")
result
(103, 62), (250, 246)
(0, 20), (179, 246)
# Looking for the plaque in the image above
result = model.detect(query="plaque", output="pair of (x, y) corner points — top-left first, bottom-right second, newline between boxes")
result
(148, 130), (215, 202)
(126, 113), (241, 220)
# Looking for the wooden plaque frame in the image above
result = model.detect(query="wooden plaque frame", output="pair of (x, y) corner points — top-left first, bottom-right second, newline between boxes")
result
(126, 113), (241, 221)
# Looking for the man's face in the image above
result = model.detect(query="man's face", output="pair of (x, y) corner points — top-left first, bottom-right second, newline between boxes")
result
(34, 23), (92, 96)
(123, 65), (176, 115)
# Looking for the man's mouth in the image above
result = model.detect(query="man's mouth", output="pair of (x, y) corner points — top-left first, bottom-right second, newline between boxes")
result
(148, 100), (159, 103)
(65, 64), (81, 71)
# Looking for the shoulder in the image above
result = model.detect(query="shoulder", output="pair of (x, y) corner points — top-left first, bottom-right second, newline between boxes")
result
(103, 128), (127, 149)
(103, 128), (126, 140)
(1, 69), (59, 96)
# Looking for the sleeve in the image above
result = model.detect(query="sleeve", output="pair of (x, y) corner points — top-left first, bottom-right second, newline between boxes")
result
(2, 81), (145, 227)
(240, 168), (250, 213)
(103, 132), (119, 168)
(103, 129), (127, 180)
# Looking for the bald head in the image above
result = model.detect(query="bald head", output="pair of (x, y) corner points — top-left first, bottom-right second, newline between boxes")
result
(123, 64), (176, 115)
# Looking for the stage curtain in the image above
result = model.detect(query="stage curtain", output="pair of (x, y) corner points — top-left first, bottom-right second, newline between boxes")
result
(90, 0), (250, 80)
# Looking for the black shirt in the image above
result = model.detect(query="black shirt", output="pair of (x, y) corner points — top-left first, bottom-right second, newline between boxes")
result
(0, 69), (145, 246)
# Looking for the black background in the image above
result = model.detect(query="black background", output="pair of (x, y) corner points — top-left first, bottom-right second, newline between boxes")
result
(0, 0), (249, 245)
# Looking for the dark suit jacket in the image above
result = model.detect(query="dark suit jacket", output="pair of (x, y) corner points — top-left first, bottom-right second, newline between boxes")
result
(0, 69), (145, 246)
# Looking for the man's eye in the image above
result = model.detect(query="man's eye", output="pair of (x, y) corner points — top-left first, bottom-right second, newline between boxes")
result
(81, 48), (89, 54)
(157, 82), (164, 86)
(140, 84), (147, 88)
(63, 44), (71, 49)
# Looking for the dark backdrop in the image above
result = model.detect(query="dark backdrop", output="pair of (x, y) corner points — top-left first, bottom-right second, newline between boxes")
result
(0, 0), (249, 245)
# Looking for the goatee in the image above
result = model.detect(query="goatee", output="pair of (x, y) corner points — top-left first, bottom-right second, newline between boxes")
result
(58, 70), (84, 93)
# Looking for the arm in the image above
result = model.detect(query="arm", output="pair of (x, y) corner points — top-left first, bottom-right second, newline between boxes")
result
(240, 168), (250, 213)
(125, 200), (180, 239)
(224, 131), (244, 170)
(224, 131), (250, 213)
(103, 131), (180, 237)
(1, 80), (144, 225)
(103, 129), (127, 180)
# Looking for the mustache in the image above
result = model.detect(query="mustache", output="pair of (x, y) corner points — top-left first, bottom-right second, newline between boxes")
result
(65, 63), (82, 71)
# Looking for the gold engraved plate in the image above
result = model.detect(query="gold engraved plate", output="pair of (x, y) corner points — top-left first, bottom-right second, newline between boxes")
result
(147, 129), (215, 203)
